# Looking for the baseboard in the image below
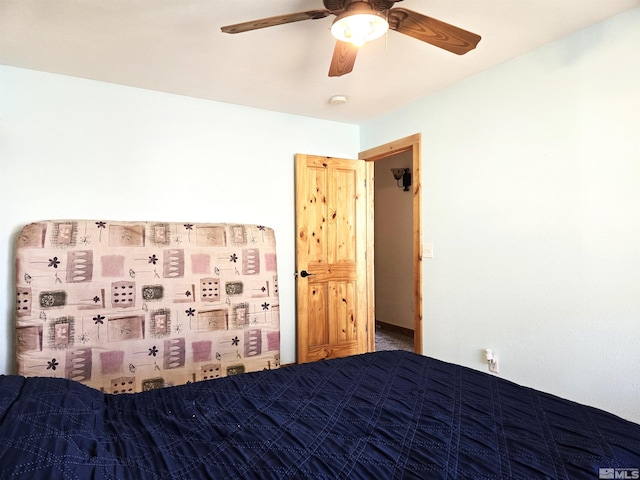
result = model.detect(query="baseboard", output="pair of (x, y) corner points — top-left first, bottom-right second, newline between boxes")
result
(376, 321), (414, 338)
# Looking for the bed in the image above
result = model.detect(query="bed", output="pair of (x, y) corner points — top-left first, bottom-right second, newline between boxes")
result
(5, 220), (640, 479)
(1, 350), (639, 479)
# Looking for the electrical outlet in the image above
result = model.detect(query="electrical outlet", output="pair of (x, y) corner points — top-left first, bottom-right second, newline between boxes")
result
(489, 356), (499, 373)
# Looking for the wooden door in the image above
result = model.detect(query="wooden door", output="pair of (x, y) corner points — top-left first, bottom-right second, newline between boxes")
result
(295, 154), (371, 363)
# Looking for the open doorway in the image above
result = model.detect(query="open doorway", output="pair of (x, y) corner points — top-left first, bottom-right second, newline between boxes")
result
(360, 134), (422, 354)
(373, 151), (415, 352)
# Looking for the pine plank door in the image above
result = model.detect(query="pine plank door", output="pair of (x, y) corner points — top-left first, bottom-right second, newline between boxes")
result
(295, 154), (371, 363)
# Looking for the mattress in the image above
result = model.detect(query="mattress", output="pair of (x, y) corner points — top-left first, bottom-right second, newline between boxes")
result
(1, 350), (638, 479)
(14, 220), (280, 393)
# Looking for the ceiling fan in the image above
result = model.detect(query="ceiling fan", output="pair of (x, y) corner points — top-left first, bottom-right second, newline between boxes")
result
(221, 0), (481, 77)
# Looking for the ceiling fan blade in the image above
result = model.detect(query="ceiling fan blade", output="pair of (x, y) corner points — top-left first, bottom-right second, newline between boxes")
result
(328, 40), (358, 77)
(389, 8), (481, 55)
(221, 10), (331, 34)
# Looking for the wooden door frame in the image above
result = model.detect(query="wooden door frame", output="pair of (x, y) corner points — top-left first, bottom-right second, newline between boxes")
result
(359, 133), (422, 354)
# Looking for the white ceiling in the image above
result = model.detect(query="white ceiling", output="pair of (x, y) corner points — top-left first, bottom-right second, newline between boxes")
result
(1, 0), (638, 123)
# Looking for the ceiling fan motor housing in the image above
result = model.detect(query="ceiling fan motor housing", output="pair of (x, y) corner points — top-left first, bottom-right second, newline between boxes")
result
(323, 0), (397, 14)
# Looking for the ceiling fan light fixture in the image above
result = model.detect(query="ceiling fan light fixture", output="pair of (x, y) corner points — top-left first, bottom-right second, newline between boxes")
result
(331, 6), (388, 47)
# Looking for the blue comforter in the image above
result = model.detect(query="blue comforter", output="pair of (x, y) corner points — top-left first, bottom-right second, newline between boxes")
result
(1, 351), (638, 479)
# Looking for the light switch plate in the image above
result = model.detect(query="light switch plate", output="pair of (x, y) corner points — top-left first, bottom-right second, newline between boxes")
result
(422, 243), (433, 258)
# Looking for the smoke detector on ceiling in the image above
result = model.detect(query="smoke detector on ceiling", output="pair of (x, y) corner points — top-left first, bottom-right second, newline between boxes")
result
(329, 95), (348, 105)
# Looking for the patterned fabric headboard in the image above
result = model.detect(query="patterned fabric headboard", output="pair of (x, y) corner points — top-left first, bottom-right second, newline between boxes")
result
(15, 220), (280, 393)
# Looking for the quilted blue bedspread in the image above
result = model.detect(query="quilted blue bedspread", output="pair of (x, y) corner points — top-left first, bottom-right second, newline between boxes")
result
(1, 351), (638, 479)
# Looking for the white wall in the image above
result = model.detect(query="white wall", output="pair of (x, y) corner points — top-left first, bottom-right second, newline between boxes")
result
(0, 66), (360, 372)
(362, 8), (640, 423)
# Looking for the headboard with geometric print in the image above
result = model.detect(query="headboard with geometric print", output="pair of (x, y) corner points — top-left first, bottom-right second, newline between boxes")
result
(15, 220), (280, 393)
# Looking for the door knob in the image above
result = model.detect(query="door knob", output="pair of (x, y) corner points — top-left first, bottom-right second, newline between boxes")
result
(299, 270), (315, 278)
